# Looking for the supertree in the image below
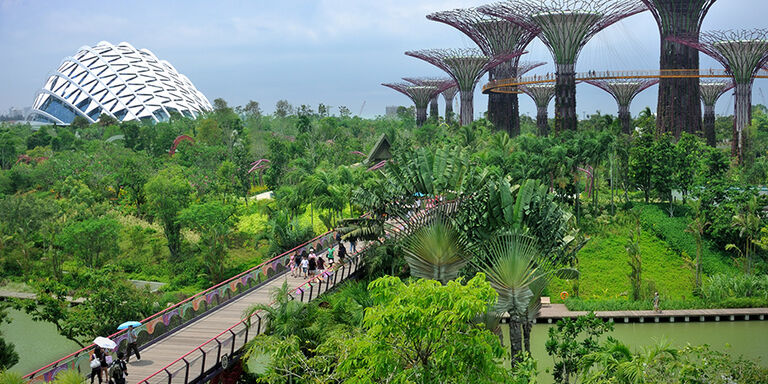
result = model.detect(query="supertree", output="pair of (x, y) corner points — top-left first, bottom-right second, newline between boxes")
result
(699, 80), (734, 147)
(405, 48), (524, 126)
(520, 84), (556, 136)
(480, 0), (647, 133)
(442, 85), (459, 123)
(403, 77), (457, 121)
(671, 29), (768, 162)
(427, 8), (542, 136)
(584, 79), (659, 135)
(641, 0), (717, 138)
(381, 83), (441, 126)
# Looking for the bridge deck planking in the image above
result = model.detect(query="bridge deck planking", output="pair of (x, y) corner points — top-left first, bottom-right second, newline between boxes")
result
(127, 242), (358, 384)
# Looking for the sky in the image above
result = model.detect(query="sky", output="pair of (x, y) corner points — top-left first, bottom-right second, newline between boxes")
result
(1, 0), (767, 119)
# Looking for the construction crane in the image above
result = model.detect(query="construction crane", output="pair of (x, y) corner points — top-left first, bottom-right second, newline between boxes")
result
(358, 101), (366, 116)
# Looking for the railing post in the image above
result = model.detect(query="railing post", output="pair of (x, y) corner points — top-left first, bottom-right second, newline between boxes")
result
(255, 313), (262, 334)
(182, 358), (190, 384)
(199, 347), (206, 378)
(326, 274), (331, 291)
(215, 339), (222, 366)
(333, 269), (338, 285)
(300, 288), (305, 302)
(229, 329), (236, 355)
(308, 283), (314, 301)
(165, 368), (172, 384)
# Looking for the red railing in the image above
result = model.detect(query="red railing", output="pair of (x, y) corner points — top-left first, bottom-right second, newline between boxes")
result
(137, 247), (367, 384)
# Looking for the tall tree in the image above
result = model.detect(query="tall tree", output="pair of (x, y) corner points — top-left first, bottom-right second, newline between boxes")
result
(145, 166), (192, 261)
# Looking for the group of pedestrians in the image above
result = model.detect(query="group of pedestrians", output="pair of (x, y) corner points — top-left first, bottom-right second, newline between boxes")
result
(89, 326), (140, 384)
(289, 232), (350, 279)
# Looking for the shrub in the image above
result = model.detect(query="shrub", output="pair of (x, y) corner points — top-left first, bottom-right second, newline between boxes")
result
(634, 203), (736, 275)
(700, 273), (768, 302)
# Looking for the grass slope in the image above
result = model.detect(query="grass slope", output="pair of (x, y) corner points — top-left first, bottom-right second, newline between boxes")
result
(548, 216), (695, 303)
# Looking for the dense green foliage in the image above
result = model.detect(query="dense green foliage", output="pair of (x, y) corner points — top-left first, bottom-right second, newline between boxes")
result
(2, 98), (768, 379)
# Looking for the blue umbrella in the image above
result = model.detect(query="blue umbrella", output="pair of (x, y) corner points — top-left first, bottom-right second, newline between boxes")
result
(117, 321), (142, 330)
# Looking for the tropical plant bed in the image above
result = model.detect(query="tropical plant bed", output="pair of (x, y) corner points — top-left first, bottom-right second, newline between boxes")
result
(563, 297), (768, 311)
(547, 216), (695, 302)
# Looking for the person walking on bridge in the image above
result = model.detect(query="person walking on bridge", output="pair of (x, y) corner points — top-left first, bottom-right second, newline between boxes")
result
(125, 325), (140, 363)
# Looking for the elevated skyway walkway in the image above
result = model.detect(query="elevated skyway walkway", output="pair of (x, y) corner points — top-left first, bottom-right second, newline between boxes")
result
(482, 68), (768, 94)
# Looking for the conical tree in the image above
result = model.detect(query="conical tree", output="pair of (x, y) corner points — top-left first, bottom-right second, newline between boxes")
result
(520, 84), (556, 136)
(381, 83), (443, 126)
(402, 77), (457, 121)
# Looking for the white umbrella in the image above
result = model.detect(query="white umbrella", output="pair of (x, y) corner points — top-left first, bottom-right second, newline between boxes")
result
(93, 336), (117, 350)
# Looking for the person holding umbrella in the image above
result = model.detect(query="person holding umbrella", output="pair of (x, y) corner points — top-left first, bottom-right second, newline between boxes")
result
(93, 337), (116, 382)
(117, 321), (142, 362)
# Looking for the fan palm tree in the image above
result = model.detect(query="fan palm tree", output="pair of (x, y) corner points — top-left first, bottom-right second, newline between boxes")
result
(401, 215), (469, 284)
(473, 233), (577, 362)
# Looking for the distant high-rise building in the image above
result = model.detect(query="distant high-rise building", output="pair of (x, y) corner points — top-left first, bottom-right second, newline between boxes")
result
(385, 106), (399, 117)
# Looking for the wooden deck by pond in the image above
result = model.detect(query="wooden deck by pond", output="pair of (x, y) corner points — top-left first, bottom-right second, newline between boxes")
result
(536, 303), (768, 323)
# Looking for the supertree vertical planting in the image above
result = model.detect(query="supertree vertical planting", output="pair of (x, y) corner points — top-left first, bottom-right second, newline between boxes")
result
(480, 0), (647, 133)
(584, 79), (659, 134)
(699, 80), (734, 147)
(381, 83), (440, 126)
(520, 84), (556, 136)
(442, 85), (459, 123)
(405, 48), (524, 126)
(403, 77), (457, 121)
(641, 0), (717, 138)
(671, 29), (768, 162)
(427, 8), (542, 136)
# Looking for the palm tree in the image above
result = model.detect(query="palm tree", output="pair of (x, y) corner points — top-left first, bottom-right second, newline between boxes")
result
(243, 281), (306, 338)
(730, 196), (762, 275)
(401, 215), (469, 284)
(685, 201), (708, 291)
(473, 233), (577, 362)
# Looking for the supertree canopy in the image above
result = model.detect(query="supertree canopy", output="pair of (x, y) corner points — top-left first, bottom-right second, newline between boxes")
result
(382, 82), (441, 126)
(427, 8), (541, 136)
(699, 80), (734, 147)
(403, 77), (456, 121)
(480, 0), (647, 133)
(441, 85), (459, 123)
(642, 0), (717, 139)
(405, 48), (523, 126)
(585, 79), (659, 134)
(672, 29), (768, 162)
(520, 84), (556, 136)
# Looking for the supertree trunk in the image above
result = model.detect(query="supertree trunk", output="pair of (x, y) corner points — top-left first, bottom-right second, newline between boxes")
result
(657, 39), (702, 138)
(555, 63), (578, 133)
(537, 106), (549, 136)
(702, 104), (716, 147)
(733, 82), (751, 162)
(445, 95), (455, 124)
(416, 107), (428, 127)
(618, 104), (632, 135)
(429, 97), (439, 120)
(460, 89), (474, 126)
(488, 64), (521, 136)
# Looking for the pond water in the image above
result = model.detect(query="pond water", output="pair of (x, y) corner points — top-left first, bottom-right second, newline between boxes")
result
(3, 307), (767, 381)
(0, 309), (81, 375)
(509, 321), (768, 383)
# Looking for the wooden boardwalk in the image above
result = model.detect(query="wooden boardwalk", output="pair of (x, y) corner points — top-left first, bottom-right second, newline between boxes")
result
(536, 303), (768, 323)
(128, 242), (360, 384)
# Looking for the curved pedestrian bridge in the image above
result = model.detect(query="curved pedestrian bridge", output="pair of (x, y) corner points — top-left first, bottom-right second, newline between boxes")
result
(24, 233), (365, 384)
